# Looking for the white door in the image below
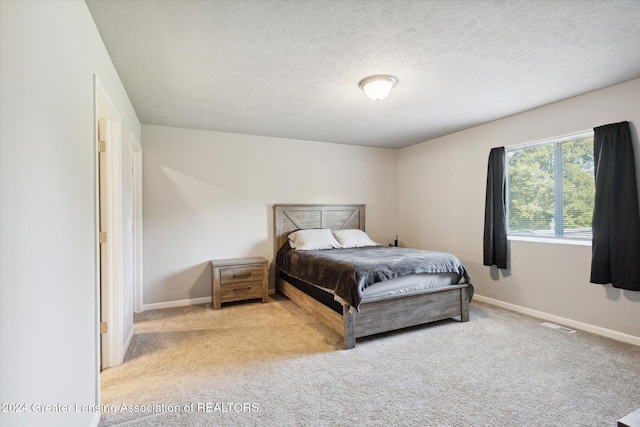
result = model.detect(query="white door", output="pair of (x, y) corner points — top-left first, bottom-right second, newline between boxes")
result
(95, 76), (123, 371)
(98, 117), (111, 370)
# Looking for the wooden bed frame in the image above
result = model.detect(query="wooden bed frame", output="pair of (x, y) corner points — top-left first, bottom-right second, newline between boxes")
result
(273, 204), (470, 349)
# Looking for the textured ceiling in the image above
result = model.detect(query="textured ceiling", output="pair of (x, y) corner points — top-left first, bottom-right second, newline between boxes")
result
(86, 0), (640, 148)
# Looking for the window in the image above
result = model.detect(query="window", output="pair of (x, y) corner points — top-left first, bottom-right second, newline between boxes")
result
(506, 131), (595, 240)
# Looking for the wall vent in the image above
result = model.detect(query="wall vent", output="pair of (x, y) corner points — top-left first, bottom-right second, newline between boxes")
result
(541, 322), (576, 334)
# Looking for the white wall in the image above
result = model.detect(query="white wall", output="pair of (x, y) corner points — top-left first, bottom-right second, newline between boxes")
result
(399, 78), (640, 341)
(142, 125), (398, 306)
(0, 2), (140, 426)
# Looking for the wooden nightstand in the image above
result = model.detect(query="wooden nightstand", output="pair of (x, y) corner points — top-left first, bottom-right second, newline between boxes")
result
(211, 257), (268, 309)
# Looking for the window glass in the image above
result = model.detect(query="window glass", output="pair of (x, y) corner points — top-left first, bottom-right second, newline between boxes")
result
(506, 132), (594, 240)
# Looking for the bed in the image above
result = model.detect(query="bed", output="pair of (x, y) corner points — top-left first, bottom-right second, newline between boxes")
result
(273, 204), (473, 349)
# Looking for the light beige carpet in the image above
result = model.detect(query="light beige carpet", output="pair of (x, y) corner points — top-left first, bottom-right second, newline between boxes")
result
(99, 295), (640, 426)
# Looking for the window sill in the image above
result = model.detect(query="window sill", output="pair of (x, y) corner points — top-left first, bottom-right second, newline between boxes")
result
(508, 235), (592, 246)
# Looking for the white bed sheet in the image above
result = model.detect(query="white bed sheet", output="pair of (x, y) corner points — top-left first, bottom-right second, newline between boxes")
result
(361, 272), (462, 301)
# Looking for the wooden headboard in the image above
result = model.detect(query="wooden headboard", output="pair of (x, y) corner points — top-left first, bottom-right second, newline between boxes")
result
(273, 204), (366, 256)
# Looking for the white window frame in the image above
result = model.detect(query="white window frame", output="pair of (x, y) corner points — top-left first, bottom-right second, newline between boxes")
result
(505, 129), (594, 245)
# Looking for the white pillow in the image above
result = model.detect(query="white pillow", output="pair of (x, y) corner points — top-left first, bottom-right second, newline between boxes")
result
(332, 229), (379, 248)
(287, 229), (342, 250)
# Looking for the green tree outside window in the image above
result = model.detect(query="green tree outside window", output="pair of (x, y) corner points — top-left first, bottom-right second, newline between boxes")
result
(507, 135), (594, 238)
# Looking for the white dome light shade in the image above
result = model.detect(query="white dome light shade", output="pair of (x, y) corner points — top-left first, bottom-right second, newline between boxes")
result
(359, 75), (398, 101)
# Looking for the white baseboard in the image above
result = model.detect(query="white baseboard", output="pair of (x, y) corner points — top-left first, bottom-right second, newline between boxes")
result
(143, 289), (280, 311)
(143, 296), (212, 311)
(122, 328), (133, 362)
(90, 411), (101, 427)
(473, 294), (640, 347)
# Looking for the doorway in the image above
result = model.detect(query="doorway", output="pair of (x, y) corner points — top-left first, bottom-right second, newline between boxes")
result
(95, 77), (123, 371)
(131, 135), (143, 314)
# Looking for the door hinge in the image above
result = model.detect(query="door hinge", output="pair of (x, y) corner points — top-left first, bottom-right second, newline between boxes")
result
(101, 322), (108, 334)
(99, 140), (107, 153)
(100, 231), (108, 244)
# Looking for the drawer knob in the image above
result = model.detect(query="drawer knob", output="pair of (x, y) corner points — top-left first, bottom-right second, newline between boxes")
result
(233, 273), (252, 279)
(233, 286), (252, 293)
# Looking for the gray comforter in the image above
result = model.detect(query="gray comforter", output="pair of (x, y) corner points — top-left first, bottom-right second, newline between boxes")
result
(276, 243), (473, 309)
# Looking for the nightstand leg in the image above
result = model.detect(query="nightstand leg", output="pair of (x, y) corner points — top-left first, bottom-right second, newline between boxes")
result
(261, 263), (268, 303)
(212, 265), (221, 309)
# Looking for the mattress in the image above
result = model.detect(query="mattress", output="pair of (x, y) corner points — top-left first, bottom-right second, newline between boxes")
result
(276, 243), (473, 309)
(360, 272), (462, 301)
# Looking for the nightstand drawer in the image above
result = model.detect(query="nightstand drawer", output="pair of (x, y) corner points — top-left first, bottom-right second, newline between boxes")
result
(220, 265), (263, 285)
(211, 257), (269, 310)
(220, 280), (263, 302)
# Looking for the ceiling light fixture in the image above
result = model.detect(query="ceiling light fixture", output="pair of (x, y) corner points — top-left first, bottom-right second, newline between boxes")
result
(359, 75), (398, 101)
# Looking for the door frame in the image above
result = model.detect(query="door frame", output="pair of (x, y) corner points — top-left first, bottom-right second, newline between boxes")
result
(94, 75), (123, 371)
(131, 134), (144, 313)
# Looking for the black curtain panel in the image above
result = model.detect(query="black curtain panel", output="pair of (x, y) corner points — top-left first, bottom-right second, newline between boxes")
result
(590, 121), (640, 291)
(483, 147), (507, 269)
